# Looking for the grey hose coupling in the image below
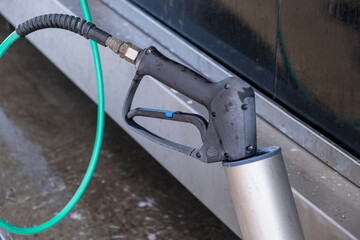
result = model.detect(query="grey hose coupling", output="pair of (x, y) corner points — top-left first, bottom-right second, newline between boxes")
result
(105, 37), (142, 64)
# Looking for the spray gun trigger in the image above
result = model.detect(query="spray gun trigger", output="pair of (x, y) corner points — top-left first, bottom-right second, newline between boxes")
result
(127, 108), (208, 142)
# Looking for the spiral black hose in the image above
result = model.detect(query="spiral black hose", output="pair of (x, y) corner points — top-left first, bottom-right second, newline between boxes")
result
(16, 14), (111, 46)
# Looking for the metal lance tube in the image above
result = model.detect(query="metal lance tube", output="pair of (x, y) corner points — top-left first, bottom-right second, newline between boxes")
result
(223, 146), (304, 240)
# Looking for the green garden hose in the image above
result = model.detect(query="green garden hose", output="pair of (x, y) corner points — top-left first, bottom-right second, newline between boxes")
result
(0, 31), (19, 58)
(0, 0), (105, 235)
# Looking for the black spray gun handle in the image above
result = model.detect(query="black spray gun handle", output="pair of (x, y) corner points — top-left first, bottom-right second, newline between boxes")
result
(123, 46), (257, 163)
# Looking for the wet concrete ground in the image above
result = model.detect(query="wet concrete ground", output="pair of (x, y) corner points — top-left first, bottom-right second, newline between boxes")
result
(0, 17), (238, 240)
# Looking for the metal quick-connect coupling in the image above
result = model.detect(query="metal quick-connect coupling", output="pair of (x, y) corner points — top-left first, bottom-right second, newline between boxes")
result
(105, 37), (142, 65)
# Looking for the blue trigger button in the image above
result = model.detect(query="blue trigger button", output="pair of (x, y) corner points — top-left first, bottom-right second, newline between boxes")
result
(165, 111), (175, 118)
(138, 108), (175, 118)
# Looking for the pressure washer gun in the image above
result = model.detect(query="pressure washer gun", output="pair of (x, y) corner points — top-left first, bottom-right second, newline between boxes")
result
(106, 37), (304, 240)
(119, 44), (257, 163)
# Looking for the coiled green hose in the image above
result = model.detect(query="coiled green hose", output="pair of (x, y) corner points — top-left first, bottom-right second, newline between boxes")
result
(0, 0), (104, 235)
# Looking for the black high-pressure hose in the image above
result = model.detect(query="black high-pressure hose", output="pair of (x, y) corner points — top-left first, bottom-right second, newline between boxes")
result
(16, 14), (111, 46)
(15, 13), (142, 64)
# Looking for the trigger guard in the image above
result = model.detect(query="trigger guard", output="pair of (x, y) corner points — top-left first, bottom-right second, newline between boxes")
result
(123, 72), (227, 163)
(123, 73), (196, 157)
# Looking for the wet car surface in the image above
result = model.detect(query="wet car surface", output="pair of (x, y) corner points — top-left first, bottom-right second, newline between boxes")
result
(0, 17), (238, 240)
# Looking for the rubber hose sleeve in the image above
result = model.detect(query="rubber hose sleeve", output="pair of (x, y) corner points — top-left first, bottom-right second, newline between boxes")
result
(16, 14), (111, 46)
